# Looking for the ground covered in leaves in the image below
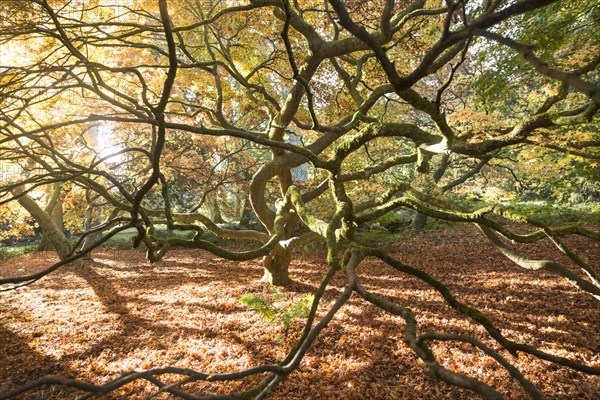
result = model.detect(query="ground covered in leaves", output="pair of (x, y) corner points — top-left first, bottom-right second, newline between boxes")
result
(1, 224), (599, 399)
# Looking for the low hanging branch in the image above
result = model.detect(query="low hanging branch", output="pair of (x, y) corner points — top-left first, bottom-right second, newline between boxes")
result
(1, 0), (598, 399)
(478, 224), (600, 300)
(348, 245), (600, 376)
(353, 188), (600, 300)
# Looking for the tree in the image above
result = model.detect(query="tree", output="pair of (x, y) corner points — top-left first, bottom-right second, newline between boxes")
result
(12, 182), (71, 259)
(0, 0), (599, 398)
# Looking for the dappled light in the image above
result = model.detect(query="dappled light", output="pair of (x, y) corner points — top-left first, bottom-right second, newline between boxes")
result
(1, 0), (599, 398)
(1, 228), (598, 399)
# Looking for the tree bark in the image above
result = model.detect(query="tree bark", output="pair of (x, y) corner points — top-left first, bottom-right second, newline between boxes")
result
(411, 153), (449, 231)
(410, 212), (428, 231)
(207, 190), (225, 224)
(80, 196), (98, 261)
(238, 195), (255, 228)
(38, 196), (64, 251)
(261, 244), (291, 286)
(13, 186), (71, 260)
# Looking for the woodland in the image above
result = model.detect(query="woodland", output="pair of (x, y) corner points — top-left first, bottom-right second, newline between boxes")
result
(0, 0), (599, 399)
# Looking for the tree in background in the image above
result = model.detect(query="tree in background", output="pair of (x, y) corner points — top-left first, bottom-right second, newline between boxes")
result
(0, 0), (599, 398)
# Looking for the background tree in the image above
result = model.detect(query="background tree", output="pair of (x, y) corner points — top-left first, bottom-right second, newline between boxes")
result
(0, 0), (599, 398)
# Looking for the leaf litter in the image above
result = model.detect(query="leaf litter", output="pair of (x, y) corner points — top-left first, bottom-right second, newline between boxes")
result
(0, 224), (598, 399)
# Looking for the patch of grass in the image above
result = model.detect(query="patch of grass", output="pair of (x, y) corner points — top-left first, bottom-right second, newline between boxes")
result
(154, 227), (196, 240)
(296, 237), (327, 256)
(0, 244), (37, 262)
(99, 226), (197, 250)
(100, 236), (137, 250)
(502, 201), (600, 225)
(356, 230), (410, 246)
(455, 197), (600, 225)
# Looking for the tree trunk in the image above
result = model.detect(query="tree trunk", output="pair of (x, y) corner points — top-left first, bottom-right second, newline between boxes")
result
(410, 153), (449, 231)
(207, 191), (225, 224)
(234, 190), (244, 220)
(81, 207), (119, 260)
(80, 199), (98, 261)
(261, 245), (291, 286)
(38, 196), (64, 251)
(239, 196), (257, 228)
(410, 212), (428, 231)
(13, 186), (71, 260)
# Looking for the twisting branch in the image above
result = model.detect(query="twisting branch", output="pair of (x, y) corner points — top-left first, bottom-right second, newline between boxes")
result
(1, 0), (598, 398)
(478, 224), (600, 300)
(418, 333), (544, 400)
(353, 246), (600, 375)
(130, 0), (179, 222)
(280, 0), (319, 129)
(355, 190), (600, 300)
(344, 247), (505, 400)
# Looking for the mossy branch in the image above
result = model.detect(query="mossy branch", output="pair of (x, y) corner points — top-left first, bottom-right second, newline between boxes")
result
(354, 246), (600, 375)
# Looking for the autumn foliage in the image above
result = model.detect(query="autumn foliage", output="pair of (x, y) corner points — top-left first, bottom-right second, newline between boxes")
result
(0, 0), (599, 399)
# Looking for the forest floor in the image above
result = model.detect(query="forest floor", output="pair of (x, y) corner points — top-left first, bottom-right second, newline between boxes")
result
(0, 224), (599, 399)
